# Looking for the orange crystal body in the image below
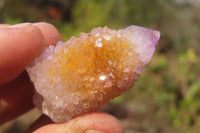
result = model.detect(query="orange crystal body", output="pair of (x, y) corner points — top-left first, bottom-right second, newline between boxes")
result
(48, 27), (139, 106)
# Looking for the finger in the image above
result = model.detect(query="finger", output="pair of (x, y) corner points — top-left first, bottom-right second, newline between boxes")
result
(33, 22), (61, 46)
(0, 71), (34, 125)
(28, 112), (124, 133)
(0, 23), (44, 84)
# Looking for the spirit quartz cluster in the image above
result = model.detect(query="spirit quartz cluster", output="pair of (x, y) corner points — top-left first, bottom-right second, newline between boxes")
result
(26, 25), (160, 122)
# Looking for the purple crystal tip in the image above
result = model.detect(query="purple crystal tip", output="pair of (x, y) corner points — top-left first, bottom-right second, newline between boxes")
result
(121, 25), (160, 65)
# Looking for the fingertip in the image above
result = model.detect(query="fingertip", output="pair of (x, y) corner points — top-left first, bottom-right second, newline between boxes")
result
(0, 24), (44, 84)
(78, 112), (124, 133)
(0, 22), (60, 83)
(33, 112), (124, 133)
(33, 22), (61, 46)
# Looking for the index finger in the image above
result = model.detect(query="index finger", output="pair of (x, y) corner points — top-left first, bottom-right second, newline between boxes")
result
(0, 23), (44, 84)
(0, 22), (61, 84)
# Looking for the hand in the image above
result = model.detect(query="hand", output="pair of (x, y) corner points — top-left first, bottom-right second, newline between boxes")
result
(0, 22), (124, 133)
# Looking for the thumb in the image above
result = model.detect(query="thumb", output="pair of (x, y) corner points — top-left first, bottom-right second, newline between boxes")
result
(30, 112), (124, 133)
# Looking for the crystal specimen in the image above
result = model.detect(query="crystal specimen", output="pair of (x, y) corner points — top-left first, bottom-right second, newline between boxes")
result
(26, 25), (160, 123)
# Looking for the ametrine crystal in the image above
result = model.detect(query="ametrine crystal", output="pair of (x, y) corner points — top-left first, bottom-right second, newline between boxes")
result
(26, 25), (160, 122)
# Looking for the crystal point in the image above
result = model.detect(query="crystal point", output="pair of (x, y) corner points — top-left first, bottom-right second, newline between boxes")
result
(26, 25), (160, 122)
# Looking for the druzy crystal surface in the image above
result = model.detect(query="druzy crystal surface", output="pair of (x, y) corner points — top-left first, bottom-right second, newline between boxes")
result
(26, 25), (160, 122)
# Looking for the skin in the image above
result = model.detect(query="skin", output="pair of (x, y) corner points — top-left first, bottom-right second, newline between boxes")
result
(0, 22), (124, 133)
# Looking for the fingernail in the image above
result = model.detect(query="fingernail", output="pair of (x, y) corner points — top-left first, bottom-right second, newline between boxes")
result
(85, 129), (106, 133)
(10, 22), (32, 28)
(0, 99), (9, 115)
